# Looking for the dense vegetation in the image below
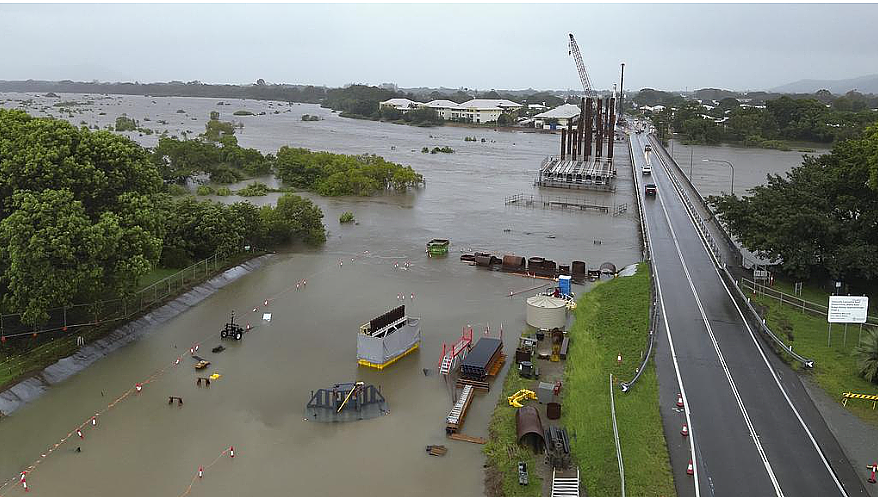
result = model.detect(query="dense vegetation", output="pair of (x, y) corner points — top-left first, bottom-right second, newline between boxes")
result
(708, 122), (878, 288)
(274, 147), (424, 196)
(647, 91), (878, 146)
(0, 79), (329, 103)
(0, 109), (326, 325)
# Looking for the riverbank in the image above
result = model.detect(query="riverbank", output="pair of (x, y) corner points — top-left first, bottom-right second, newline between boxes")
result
(483, 265), (674, 497)
(0, 251), (268, 403)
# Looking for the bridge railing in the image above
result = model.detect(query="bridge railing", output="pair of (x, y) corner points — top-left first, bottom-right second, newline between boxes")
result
(650, 135), (813, 368)
(620, 134), (658, 392)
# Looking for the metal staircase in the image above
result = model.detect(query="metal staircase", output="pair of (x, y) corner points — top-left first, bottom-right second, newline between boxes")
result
(446, 385), (473, 426)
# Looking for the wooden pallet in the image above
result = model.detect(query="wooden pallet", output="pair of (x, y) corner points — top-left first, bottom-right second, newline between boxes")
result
(426, 445), (448, 456)
(456, 378), (490, 391)
(448, 433), (487, 444)
(487, 353), (506, 376)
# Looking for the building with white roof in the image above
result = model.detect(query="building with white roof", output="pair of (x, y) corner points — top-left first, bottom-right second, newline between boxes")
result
(533, 103), (581, 129)
(379, 98), (424, 112)
(380, 97), (522, 123)
(424, 99), (460, 120)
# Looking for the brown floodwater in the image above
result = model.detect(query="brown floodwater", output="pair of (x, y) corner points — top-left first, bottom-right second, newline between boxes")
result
(0, 93), (641, 496)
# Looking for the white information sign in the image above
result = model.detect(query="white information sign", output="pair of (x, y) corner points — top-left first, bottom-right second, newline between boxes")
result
(828, 296), (869, 323)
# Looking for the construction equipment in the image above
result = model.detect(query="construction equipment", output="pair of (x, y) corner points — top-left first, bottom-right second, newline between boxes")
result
(508, 389), (537, 408)
(518, 360), (540, 379)
(220, 311), (245, 341)
(337, 381), (365, 413)
(568, 33), (594, 98)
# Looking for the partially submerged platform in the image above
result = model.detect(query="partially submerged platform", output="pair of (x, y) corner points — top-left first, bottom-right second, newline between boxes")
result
(536, 155), (616, 192)
(304, 382), (388, 422)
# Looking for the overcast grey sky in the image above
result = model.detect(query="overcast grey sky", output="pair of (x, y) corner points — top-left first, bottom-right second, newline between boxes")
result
(1, 3), (876, 92)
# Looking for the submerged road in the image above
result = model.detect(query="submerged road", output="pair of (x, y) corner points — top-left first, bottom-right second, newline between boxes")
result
(629, 131), (867, 497)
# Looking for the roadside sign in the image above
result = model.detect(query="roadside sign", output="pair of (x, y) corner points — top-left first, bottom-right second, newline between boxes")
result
(828, 296), (869, 323)
(753, 269), (769, 280)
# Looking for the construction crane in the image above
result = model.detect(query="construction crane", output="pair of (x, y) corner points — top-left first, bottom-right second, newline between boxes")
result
(568, 33), (594, 98)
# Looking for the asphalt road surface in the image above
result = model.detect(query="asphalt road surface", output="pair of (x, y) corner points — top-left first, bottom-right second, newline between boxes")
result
(629, 131), (867, 497)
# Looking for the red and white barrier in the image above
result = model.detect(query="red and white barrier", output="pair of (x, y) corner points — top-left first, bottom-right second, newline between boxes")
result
(229, 446), (235, 458)
(686, 460), (694, 476)
(135, 383), (143, 393)
(76, 429), (83, 439)
(676, 393), (684, 408)
(681, 423), (689, 437)
(198, 466), (204, 479)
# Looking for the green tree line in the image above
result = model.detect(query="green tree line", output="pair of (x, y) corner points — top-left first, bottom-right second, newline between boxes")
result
(708, 121), (878, 288)
(0, 109), (326, 325)
(650, 95), (877, 146)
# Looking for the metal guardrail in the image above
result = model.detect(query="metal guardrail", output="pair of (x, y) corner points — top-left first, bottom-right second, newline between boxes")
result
(620, 133), (658, 392)
(724, 269), (814, 368)
(649, 136), (813, 368)
(628, 136), (650, 262)
(609, 373), (626, 497)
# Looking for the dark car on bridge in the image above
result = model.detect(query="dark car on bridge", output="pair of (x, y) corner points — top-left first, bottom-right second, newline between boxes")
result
(645, 183), (657, 197)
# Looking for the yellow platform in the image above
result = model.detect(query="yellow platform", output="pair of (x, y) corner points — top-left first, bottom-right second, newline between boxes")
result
(358, 342), (420, 370)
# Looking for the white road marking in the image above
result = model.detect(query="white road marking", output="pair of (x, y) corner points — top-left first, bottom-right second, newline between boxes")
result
(650, 139), (849, 496)
(631, 133), (701, 497)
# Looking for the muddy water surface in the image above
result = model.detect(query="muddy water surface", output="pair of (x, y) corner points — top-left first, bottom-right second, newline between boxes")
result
(0, 93), (641, 496)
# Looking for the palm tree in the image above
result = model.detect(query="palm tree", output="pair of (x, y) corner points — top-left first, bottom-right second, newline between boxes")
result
(856, 328), (878, 384)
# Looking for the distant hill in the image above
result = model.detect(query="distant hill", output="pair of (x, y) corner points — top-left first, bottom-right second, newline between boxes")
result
(771, 74), (878, 95)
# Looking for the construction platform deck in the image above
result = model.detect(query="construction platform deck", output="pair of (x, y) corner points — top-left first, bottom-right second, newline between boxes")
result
(536, 155), (617, 192)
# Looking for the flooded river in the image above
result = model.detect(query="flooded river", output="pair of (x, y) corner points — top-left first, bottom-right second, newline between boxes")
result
(0, 93), (639, 496)
(666, 138), (829, 197)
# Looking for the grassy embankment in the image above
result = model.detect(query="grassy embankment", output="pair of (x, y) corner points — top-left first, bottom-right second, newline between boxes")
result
(484, 264), (674, 497)
(750, 282), (878, 426)
(0, 252), (258, 390)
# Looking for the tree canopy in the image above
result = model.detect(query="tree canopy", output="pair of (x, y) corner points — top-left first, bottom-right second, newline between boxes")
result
(708, 122), (878, 286)
(274, 147), (424, 196)
(0, 109), (327, 326)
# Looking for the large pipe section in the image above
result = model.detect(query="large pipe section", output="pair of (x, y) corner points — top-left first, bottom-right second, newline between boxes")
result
(618, 63), (625, 119)
(584, 97), (593, 159)
(560, 128), (566, 159)
(595, 98), (603, 158)
(607, 97), (616, 159)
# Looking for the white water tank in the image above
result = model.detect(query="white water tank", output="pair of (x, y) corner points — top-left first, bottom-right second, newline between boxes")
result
(526, 295), (567, 330)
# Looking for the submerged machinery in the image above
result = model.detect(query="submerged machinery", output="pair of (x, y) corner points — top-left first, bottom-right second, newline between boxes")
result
(304, 381), (389, 422)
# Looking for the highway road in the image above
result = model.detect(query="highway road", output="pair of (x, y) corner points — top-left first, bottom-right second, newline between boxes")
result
(629, 131), (867, 497)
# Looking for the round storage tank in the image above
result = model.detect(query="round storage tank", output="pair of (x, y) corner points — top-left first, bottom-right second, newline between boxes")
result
(526, 295), (567, 330)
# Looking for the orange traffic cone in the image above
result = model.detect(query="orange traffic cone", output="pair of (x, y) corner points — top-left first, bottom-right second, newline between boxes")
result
(686, 460), (694, 476)
(676, 393), (684, 408)
(681, 423), (689, 437)
(868, 463), (876, 484)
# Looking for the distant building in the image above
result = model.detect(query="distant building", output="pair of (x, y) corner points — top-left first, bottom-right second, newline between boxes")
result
(533, 103), (581, 129)
(528, 103), (549, 111)
(379, 98), (423, 112)
(380, 97), (522, 123)
(424, 99), (460, 120)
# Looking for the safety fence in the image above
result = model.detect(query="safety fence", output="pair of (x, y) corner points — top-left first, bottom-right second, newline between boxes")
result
(740, 277), (878, 325)
(0, 249), (251, 384)
(650, 136), (813, 368)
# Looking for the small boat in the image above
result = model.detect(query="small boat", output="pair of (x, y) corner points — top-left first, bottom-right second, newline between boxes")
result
(195, 360), (211, 370)
(426, 238), (450, 256)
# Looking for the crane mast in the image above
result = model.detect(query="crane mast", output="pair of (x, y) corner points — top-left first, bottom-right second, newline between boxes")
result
(568, 33), (594, 98)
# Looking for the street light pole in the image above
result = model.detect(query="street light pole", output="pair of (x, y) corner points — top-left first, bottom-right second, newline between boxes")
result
(703, 159), (735, 195)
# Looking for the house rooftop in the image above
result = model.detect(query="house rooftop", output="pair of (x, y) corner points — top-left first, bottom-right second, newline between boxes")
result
(534, 103), (581, 119)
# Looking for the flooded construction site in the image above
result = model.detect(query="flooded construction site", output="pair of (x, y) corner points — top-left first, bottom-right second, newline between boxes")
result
(0, 93), (640, 496)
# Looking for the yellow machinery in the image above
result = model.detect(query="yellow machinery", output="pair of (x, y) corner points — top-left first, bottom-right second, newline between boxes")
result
(508, 389), (537, 408)
(337, 381), (365, 413)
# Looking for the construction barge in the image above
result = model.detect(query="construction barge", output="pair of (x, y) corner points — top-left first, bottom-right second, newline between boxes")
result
(357, 305), (421, 370)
